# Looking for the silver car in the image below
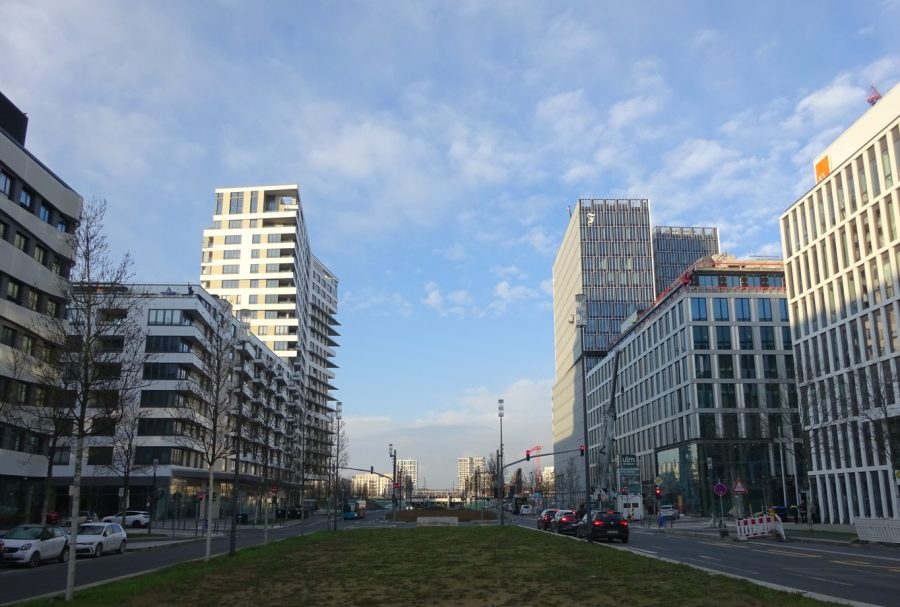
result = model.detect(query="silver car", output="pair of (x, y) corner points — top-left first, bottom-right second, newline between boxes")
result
(102, 510), (149, 528)
(75, 522), (127, 557)
(1, 525), (69, 567)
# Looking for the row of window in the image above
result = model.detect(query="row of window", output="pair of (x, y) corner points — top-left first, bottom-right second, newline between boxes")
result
(214, 192), (291, 216)
(690, 296), (788, 322)
(1, 166), (73, 233)
(694, 353), (795, 380)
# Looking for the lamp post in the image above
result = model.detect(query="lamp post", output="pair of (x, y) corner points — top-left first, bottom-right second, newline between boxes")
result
(575, 294), (592, 524)
(333, 401), (342, 531)
(389, 443), (397, 522)
(498, 398), (505, 527)
(148, 458), (158, 535)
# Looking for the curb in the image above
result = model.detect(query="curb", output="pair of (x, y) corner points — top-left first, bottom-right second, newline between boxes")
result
(658, 526), (856, 547)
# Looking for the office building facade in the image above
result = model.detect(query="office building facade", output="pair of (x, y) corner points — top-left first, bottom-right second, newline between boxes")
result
(397, 458), (418, 488)
(0, 92), (83, 525)
(780, 82), (900, 523)
(457, 456), (486, 493)
(653, 226), (720, 298)
(587, 257), (800, 516)
(351, 472), (391, 498)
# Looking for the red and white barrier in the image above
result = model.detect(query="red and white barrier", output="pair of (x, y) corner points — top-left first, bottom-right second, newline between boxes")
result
(735, 514), (786, 541)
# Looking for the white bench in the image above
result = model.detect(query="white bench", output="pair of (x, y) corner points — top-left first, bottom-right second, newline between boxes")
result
(416, 516), (458, 527)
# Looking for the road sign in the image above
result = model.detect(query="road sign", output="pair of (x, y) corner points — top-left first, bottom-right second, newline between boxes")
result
(654, 476), (663, 486)
(732, 479), (748, 494)
(620, 454), (637, 468)
(713, 482), (728, 497)
(270, 486), (278, 496)
(393, 482), (400, 489)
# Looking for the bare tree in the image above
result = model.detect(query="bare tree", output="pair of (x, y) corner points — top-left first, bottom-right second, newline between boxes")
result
(20, 199), (149, 601)
(174, 301), (244, 561)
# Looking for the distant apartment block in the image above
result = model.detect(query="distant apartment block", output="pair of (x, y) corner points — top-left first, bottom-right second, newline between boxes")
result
(0, 91), (83, 526)
(457, 457), (486, 492)
(351, 472), (391, 498)
(780, 82), (900, 523)
(397, 458), (418, 488)
(653, 226), (720, 298)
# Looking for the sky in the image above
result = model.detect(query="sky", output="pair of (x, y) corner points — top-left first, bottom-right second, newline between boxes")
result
(2, 0), (900, 488)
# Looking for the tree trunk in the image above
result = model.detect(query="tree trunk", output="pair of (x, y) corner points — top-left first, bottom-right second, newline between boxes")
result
(65, 435), (85, 601)
(41, 449), (55, 525)
(204, 466), (214, 561)
(119, 471), (131, 528)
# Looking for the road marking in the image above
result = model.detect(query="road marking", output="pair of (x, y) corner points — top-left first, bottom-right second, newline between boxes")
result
(762, 549), (820, 558)
(808, 575), (854, 587)
(699, 555), (713, 559)
(830, 560), (900, 574)
(626, 548), (657, 556)
(769, 544), (900, 563)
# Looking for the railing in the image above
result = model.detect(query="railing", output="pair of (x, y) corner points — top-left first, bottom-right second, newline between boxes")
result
(855, 517), (900, 544)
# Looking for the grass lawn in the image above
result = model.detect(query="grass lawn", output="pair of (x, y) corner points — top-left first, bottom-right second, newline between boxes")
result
(27, 526), (829, 607)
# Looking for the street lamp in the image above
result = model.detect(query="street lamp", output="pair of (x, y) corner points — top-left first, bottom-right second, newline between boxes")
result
(575, 294), (592, 524)
(333, 401), (342, 531)
(389, 443), (397, 522)
(498, 398), (504, 527)
(148, 458), (158, 535)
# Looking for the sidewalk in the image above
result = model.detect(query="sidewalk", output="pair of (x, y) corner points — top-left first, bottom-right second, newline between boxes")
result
(645, 515), (860, 546)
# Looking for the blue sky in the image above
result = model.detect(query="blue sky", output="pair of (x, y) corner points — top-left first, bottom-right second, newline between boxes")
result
(3, 1), (900, 487)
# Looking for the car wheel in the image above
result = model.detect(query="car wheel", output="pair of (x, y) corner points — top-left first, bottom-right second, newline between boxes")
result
(59, 545), (69, 563)
(131, 521), (142, 529)
(28, 552), (40, 568)
(94, 543), (103, 558)
(117, 540), (126, 554)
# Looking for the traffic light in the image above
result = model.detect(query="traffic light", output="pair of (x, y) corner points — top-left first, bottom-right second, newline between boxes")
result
(370, 466), (374, 473)
(654, 487), (661, 498)
(525, 450), (531, 461)
(198, 492), (205, 502)
(579, 444), (585, 457)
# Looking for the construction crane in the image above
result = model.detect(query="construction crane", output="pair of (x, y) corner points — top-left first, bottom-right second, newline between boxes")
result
(526, 445), (543, 484)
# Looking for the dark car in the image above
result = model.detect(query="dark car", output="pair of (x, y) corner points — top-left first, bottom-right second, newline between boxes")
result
(551, 510), (578, 535)
(577, 511), (630, 543)
(536, 508), (558, 530)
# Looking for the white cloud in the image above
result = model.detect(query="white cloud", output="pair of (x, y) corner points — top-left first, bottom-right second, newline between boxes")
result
(341, 290), (414, 318)
(489, 281), (540, 312)
(422, 282), (477, 318)
(690, 28), (717, 49)
(781, 78), (863, 130)
(491, 265), (527, 280)
(664, 138), (740, 180)
(608, 95), (662, 130)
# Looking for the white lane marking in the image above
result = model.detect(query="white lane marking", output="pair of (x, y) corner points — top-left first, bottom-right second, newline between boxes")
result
(699, 555), (714, 559)
(807, 576), (854, 587)
(626, 547), (657, 556)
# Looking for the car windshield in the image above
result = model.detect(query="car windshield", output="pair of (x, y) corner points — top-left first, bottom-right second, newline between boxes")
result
(78, 525), (106, 535)
(5, 527), (42, 540)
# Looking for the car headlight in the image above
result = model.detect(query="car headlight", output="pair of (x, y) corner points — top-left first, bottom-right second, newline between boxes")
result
(20, 543), (32, 550)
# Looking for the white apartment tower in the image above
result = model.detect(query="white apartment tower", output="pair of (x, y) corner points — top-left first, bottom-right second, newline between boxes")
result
(457, 457), (486, 492)
(200, 185), (339, 480)
(780, 83), (900, 523)
(397, 459), (418, 488)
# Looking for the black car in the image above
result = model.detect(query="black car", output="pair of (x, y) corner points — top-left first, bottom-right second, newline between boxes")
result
(536, 508), (558, 530)
(577, 511), (630, 543)
(551, 510), (578, 535)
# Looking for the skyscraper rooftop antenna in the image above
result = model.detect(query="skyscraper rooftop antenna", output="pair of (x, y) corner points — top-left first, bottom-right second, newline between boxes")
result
(867, 84), (882, 107)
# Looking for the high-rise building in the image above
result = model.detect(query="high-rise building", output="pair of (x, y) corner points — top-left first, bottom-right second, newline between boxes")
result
(397, 458), (418, 488)
(653, 226), (720, 298)
(780, 82), (900, 523)
(551, 199), (655, 494)
(586, 256), (799, 515)
(200, 184), (338, 482)
(0, 91), (83, 526)
(351, 472), (391, 498)
(457, 457), (486, 492)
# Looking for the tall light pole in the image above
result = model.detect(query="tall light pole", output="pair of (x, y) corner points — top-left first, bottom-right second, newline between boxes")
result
(333, 401), (342, 531)
(148, 458), (158, 535)
(229, 336), (247, 556)
(389, 443), (397, 522)
(498, 398), (505, 527)
(575, 294), (592, 525)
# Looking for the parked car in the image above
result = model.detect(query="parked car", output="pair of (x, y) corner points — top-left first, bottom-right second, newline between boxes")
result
(577, 511), (630, 543)
(659, 504), (680, 520)
(537, 508), (558, 530)
(551, 510), (578, 535)
(1, 525), (69, 567)
(519, 505), (532, 515)
(75, 522), (127, 557)
(102, 511), (149, 528)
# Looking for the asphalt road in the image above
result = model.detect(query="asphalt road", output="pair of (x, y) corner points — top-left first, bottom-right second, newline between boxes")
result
(512, 514), (900, 607)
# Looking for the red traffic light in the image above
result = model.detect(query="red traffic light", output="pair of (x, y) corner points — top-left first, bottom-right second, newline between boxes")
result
(654, 487), (661, 497)
(579, 444), (585, 457)
(526, 450), (531, 461)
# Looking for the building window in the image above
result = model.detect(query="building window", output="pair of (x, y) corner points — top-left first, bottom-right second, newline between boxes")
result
(13, 233), (27, 252)
(266, 263), (280, 272)
(147, 309), (186, 325)
(716, 326), (732, 349)
(692, 326), (709, 350)
(26, 290), (39, 311)
(757, 299), (772, 321)
(222, 264), (239, 274)
(252, 234), (261, 244)
(735, 298), (751, 321)
(0, 171), (12, 196)
(746, 275), (762, 287)
(759, 326), (776, 350)
(215, 192), (223, 215)
(249, 191), (258, 213)
(740, 354), (756, 378)
(720, 383), (737, 408)
(763, 355), (779, 378)
(33, 246), (46, 265)
(695, 354), (711, 378)
(39, 204), (51, 222)
(718, 354), (734, 378)
(224, 235), (241, 245)
(223, 250), (240, 259)
(738, 326), (754, 350)
(229, 192), (243, 214)
(18, 188), (33, 209)
(713, 298), (729, 321)
(697, 384), (714, 408)
(248, 295), (258, 304)
(0, 326), (17, 347)
(228, 220), (242, 229)
(251, 249), (260, 259)
(743, 384), (759, 408)
(56, 218), (69, 233)
(778, 298), (789, 322)
(250, 264), (259, 273)
(781, 326), (792, 350)
(690, 298), (707, 321)
(222, 280), (239, 288)
(0, 220), (7, 239)
(6, 280), (22, 303)
(87, 447), (113, 465)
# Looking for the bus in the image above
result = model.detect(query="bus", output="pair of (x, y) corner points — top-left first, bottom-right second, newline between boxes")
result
(342, 499), (367, 520)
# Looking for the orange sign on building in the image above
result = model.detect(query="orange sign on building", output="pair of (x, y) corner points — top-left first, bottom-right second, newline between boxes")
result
(814, 156), (830, 182)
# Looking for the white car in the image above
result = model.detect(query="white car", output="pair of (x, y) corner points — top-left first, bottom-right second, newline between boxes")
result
(75, 522), (127, 557)
(519, 505), (533, 515)
(102, 510), (149, 528)
(1, 525), (69, 567)
(659, 504), (680, 519)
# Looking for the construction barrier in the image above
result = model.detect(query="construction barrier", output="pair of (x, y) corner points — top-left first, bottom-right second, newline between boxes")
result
(735, 514), (786, 541)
